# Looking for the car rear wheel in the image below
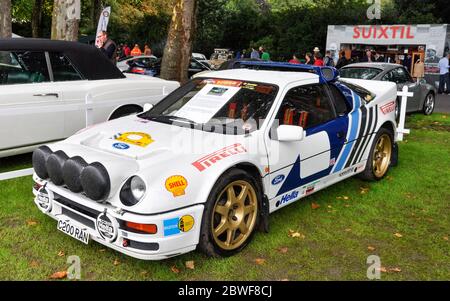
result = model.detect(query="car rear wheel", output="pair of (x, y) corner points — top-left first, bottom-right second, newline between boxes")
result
(422, 93), (435, 115)
(359, 127), (393, 181)
(198, 169), (260, 257)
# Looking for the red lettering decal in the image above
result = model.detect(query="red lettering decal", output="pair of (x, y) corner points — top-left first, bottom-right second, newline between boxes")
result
(209, 156), (222, 164)
(406, 26), (414, 39)
(353, 26), (360, 39)
(362, 27), (372, 39)
(378, 26), (389, 39)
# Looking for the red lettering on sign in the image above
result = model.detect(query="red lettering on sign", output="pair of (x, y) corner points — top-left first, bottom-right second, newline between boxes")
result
(353, 27), (360, 39)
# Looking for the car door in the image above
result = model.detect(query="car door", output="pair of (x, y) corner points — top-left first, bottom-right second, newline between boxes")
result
(383, 67), (421, 112)
(265, 83), (348, 200)
(0, 50), (64, 151)
(46, 51), (89, 137)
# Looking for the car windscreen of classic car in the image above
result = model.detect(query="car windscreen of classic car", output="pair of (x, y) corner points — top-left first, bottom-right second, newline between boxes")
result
(140, 78), (278, 134)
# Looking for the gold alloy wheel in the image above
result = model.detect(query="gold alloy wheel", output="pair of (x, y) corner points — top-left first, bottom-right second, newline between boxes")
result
(372, 133), (392, 178)
(211, 180), (258, 250)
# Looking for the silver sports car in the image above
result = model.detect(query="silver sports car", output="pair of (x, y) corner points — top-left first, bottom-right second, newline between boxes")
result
(339, 63), (436, 118)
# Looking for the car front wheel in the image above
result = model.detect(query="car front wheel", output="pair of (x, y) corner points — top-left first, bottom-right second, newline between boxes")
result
(198, 169), (260, 257)
(423, 93), (435, 115)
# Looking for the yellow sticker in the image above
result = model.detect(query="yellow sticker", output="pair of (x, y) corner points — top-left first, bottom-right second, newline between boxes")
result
(178, 215), (194, 232)
(115, 132), (154, 147)
(165, 175), (188, 197)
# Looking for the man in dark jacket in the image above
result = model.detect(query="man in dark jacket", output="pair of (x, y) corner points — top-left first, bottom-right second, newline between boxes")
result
(96, 31), (117, 63)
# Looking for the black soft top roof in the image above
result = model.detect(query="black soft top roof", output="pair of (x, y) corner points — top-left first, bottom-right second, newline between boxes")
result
(0, 38), (125, 80)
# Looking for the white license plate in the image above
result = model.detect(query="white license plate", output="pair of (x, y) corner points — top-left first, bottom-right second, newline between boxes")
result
(57, 219), (89, 245)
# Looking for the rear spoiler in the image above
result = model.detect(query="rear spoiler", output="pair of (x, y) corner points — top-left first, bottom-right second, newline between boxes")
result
(238, 61), (339, 83)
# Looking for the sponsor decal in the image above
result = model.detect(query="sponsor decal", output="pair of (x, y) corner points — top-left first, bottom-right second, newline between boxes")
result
(113, 142), (129, 150)
(96, 212), (118, 243)
(208, 87), (229, 96)
(165, 175), (188, 197)
(163, 215), (194, 236)
(178, 215), (194, 232)
(271, 174), (285, 185)
(35, 186), (53, 213)
(380, 101), (395, 115)
(339, 167), (357, 177)
(192, 143), (247, 172)
(276, 190), (299, 207)
(113, 132), (154, 147)
(203, 79), (242, 87)
(329, 158), (336, 166)
(303, 180), (320, 196)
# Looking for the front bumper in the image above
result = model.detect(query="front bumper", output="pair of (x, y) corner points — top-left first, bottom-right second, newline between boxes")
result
(33, 174), (204, 260)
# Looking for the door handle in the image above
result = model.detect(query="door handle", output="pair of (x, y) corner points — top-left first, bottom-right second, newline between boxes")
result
(33, 93), (59, 98)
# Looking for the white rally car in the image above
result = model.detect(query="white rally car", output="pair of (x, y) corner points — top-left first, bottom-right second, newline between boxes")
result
(32, 63), (399, 260)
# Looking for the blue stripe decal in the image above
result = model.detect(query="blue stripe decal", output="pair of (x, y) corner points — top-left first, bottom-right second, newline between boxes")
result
(333, 93), (361, 172)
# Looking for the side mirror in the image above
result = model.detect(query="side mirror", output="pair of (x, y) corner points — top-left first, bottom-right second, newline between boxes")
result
(277, 125), (304, 142)
(143, 103), (154, 112)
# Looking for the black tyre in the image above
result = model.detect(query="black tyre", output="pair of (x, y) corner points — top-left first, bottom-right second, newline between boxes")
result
(422, 93), (435, 115)
(394, 98), (400, 123)
(359, 127), (394, 181)
(198, 168), (260, 257)
(109, 105), (143, 120)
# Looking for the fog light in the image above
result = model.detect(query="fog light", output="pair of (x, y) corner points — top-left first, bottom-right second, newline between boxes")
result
(126, 221), (157, 234)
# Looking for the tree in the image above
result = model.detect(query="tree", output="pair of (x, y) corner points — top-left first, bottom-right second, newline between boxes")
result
(0, 0), (12, 38)
(160, 0), (198, 83)
(92, 0), (103, 32)
(32, 0), (43, 37)
(51, 0), (80, 41)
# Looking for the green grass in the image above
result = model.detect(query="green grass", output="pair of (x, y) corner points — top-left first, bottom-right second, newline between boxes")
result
(0, 114), (449, 280)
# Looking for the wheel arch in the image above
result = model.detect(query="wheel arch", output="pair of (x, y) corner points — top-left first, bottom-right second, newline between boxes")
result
(108, 104), (143, 121)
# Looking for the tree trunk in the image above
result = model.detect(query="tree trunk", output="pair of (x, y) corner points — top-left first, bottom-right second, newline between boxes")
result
(93, 0), (103, 31)
(0, 0), (12, 38)
(160, 0), (198, 84)
(32, 0), (43, 38)
(51, 0), (80, 41)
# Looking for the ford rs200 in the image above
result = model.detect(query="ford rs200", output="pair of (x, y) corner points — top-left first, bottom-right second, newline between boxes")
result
(32, 64), (400, 260)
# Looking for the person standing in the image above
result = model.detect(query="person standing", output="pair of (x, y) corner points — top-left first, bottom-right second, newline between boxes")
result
(313, 53), (324, 66)
(250, 47), (260, 59)
(305, 52), (314, 65)
(324, 50), (335, 67)
(361, 49), (374, 62)
(123, 44), (131, 57)
(336, 50), (350, 69)
(96, 31), (117, 63)
(438, 53), (450, 94)
(144, 44), (152, 56)
(131, 44), (142, 56)
(289, 53), (300, 64)
(261, 47), (270, 61)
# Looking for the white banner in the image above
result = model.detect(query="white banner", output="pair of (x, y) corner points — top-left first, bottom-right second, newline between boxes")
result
(96, 6), (111, 34)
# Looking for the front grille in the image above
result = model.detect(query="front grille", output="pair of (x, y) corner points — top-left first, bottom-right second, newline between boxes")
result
(61, 207), (96, 229)
(55, 194), (101, 219)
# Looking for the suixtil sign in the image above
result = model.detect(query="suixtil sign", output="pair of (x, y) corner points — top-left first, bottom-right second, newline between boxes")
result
(352, 25), (415, 40)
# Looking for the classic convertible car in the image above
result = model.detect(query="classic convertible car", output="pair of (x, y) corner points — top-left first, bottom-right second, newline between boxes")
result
(32, 64), (399, 260)
(0, 39), (179, 157)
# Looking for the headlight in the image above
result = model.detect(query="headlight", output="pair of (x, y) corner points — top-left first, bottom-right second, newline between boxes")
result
(120, 176), (146, 206)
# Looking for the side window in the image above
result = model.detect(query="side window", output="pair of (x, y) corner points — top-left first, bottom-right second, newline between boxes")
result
(394, 68), (408, 84)
(276, 84), (335, 129)
(49, 52), (83, 81)
(381, 71), (394, 82)
(0, 51), (49, 85)
(329, 84), (350, 116)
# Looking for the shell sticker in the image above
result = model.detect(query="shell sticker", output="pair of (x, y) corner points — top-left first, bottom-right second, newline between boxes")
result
(178, 215), (194, 232)
(114, 132), (154, 147)
(165, 175), (188, 197)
